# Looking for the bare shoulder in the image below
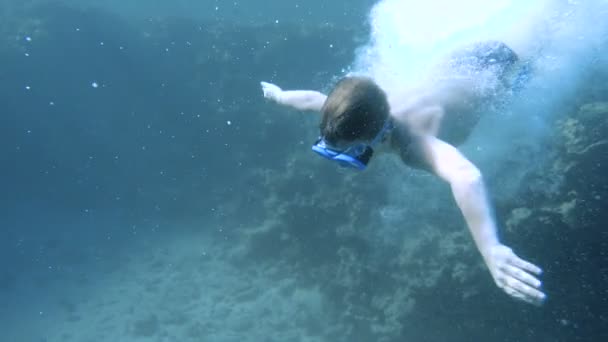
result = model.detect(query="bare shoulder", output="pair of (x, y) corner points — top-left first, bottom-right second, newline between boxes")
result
(390, 130), (480, 185)
(389, 90), (445, 138)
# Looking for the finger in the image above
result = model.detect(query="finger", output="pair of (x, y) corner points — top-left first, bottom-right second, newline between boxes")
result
(505, 277), (547, 304)
(505, 265), (542, 288)
(510, 255), (543, 276)
(261, 81), (276, 90)
(505, 286), (544, 306)
(504, 286), (527, 302)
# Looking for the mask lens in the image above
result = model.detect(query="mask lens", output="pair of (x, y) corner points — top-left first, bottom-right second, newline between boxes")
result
(350, 144), (367, 155)
(312, 138), (377, 171)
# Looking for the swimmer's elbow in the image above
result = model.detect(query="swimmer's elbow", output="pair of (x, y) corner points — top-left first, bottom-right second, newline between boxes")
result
(462, 165), (483, 183)
(295, 97), (323, 111)
(299, 92), (327, 111)
(450, 164), (483, 190)
(282, 91), (326, 112)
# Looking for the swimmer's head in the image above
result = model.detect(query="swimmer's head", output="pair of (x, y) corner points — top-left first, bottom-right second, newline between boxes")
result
(319, 76), (390, 146)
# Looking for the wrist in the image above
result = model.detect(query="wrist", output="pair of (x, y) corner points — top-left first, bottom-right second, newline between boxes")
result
(273, 91), (286, 105)
(480, 241), (501, 262)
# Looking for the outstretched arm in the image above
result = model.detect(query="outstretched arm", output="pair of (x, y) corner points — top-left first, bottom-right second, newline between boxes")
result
(261, 81), (327, 112)
(404, 135), (546, 305)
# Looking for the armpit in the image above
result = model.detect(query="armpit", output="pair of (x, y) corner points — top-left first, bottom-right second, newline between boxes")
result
(390, 125), (430, 171)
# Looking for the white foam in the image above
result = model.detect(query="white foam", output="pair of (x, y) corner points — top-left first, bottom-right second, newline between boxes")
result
(352, 0), (607, 97)
(359, 0), (608, 206)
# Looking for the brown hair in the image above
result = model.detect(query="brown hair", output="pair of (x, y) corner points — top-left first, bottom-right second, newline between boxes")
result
(319, 76), (390, 145)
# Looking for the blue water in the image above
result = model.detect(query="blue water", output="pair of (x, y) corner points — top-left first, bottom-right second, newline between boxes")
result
(1, 1), (607, 341)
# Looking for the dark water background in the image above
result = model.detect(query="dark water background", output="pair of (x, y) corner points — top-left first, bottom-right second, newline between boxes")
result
(0, 1), (606, 341)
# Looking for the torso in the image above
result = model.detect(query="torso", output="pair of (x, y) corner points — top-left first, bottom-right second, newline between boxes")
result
(377, 40), (518, 159)
(386, 70), (506, 151)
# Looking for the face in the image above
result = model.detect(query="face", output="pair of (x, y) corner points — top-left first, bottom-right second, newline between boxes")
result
(328, 137), (371, 151)
(311, 136), (373, 170)
(325, 120), (394, 159)
(312, 119), (394, 170)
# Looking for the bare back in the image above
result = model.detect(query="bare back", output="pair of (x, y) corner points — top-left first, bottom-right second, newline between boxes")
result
(388, 41), (519, 148)
(388, 77), (491, 147)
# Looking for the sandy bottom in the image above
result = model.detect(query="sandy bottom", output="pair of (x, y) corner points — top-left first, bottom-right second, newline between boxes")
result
(3, 226), (331, 342)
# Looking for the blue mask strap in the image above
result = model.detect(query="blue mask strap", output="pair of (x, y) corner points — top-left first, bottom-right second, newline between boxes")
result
(370, 120), (394, 146)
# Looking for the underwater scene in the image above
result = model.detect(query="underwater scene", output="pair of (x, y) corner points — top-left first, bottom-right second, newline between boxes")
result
(0, 0), (607, 341)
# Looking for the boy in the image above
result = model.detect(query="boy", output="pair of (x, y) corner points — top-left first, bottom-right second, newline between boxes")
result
(260, 41), (545, 305)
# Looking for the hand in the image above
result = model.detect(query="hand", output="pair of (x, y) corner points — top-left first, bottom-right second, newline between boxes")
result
(260, 81), (283, 103)
(485, 244), (546, 305)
